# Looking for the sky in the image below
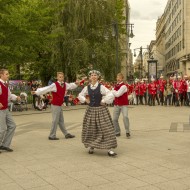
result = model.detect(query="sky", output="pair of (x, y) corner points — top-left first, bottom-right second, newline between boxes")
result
(128, 0), (168, 57)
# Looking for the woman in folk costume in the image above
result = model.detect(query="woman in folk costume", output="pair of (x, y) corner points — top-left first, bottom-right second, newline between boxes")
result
(78, 70), (117, 157)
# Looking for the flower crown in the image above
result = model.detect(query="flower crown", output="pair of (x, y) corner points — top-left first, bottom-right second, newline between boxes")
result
(88, 70), (101, 76)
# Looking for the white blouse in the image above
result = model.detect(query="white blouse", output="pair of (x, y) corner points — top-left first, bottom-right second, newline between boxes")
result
(78, 82), (114, 104)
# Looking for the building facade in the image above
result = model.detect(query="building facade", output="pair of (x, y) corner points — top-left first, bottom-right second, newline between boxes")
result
(163, 0), (190, 77)
(120, 0), (134, 81)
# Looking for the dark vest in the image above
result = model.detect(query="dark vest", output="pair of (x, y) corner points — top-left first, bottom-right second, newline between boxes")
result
(88, 83), (102, 107)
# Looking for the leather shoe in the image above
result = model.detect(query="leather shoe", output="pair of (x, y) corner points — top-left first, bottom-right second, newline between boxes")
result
(65, 133), (75, 139)
(116, 133), (121, 137)
(0, 146), (13, 152)
(48, 137), (59, 140)
(108, 151), (117, 157)
(88, 148), (94, 154)
(126, 133), (131, 138)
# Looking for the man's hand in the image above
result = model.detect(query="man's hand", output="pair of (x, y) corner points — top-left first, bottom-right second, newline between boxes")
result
(0, 103), (3, 109)
(31, 91), (36, 95)
(75, 79), (80, 86)
(17, 96), (21, 101)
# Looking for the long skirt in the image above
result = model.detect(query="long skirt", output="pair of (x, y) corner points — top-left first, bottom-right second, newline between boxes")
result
(82, 106), (117, 149)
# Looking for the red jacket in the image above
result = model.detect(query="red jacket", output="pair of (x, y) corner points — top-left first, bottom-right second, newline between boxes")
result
(148, 82), (157, 95)
(183, 80), (188, 92)
(139, 83), (147, 95)
(158, 79), (166, 92)
(134, 83), (140, 95)
(0, 81), (8, 110)
(173, 80), (184, 94)
(51, 82), (66, 106)
(114, 83), (128, 106)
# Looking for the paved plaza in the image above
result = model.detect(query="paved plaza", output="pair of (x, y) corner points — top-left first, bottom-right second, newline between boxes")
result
(1, 105), (190, 190)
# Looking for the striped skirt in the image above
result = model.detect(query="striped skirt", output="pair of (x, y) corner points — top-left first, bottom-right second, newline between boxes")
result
(82, 106), (117, 149)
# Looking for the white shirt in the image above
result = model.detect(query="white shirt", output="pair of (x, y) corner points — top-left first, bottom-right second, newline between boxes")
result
(112, 82), (128, 97)
(186, 80), (190, 92)
(0, 79), (17, 101)
(35, 81), (77, 96)
(78, 82), (114, 104)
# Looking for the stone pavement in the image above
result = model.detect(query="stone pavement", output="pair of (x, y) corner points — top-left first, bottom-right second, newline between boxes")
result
(1, 105), (190, 190)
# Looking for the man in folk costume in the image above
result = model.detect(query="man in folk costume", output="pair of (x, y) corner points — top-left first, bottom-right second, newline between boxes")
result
(148, 77), (157, 106)
(0, 69), (21, 152)
(169, 75), (174, 84)
(173, 75), (184, 106)
(158, 74), (166, 106)
(171, 75), (176, 106)
(126, 82), (133, 105)
(143, 78), (148, 105)
(32, 72), (79, 140)
(78, 70), (117, 156)
(139, 80), (146, 105)
(183, 75), (188, 106)
(186, 75), (190, 106)
(134, 78), (140, 105)
(112, 73), (130, 138)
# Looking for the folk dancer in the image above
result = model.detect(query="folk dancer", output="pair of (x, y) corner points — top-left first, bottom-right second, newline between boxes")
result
(148, 77), (157, 106)
(158, 75), (166, 106)
(32, 72), (79, 140)
(112, 73), (130, 138)
(78, 70), (117, 156)
(0, 69), (21, 152)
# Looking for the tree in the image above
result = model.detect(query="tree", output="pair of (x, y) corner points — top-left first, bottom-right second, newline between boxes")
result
(51, 0), (126, 81)
(0, 0), (127, 83)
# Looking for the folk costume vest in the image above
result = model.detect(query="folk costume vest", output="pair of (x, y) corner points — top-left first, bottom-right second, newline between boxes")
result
(114, 83), (128, 106)
(51, 82), (66, 106)
(88, 83), (102, 107)
(0, 81), (8, 110)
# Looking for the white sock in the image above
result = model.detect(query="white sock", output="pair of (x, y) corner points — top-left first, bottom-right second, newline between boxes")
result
(108, 150), (115, 154)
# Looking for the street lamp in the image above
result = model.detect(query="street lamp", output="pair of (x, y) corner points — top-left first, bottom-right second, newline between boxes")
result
(104, 22), (134, 75)
(126, 24), (135, 38)
(134, 46), (150, 79)
(147, 56), (158, 82)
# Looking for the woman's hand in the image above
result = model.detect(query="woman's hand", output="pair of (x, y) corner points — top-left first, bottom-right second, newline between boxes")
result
(85, 99), (90, 104)
(0, 103), (3, 109)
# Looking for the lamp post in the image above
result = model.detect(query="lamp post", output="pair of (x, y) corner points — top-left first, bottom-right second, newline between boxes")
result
(147, 56), (158, 82)
(104, 22), (134, 75)
(126, 24), (135, 38)
(134, 46), (150, 79)
(112, 21), (119, 74)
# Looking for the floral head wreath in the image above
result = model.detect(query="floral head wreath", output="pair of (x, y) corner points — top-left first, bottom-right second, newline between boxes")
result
(88, 70), (101, 77)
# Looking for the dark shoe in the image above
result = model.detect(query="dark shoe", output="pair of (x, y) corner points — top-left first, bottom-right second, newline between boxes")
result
(65, 133), (75, 139)
(88, 148), (94, 154)
(0, 146), (13, 152)
(126, 133), (131, 138)
(108, 151), (117, 157)
(116, 133), (121, 137)
(48, 137), (59, 140)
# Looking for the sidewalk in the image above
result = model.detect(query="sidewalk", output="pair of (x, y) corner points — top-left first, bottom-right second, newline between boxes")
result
(12, 104), (87, 116)
(1, 105), (190, 190)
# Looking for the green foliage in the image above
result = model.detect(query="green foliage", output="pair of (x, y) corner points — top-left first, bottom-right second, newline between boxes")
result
(0, 0), (126, 83)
